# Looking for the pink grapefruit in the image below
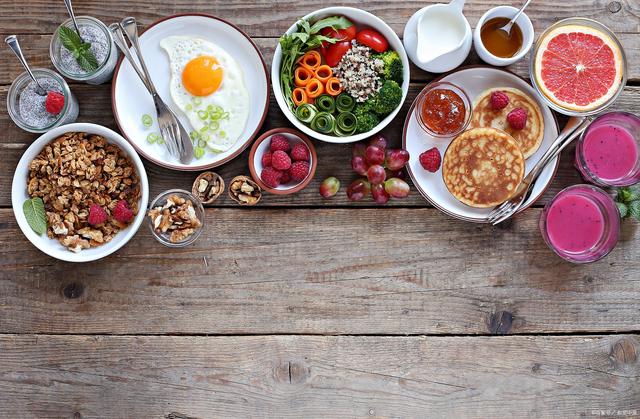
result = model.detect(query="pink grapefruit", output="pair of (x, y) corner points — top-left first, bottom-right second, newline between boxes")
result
(534, 24), (624, 112)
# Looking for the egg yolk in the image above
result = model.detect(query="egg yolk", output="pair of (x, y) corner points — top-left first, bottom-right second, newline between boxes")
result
(182, 55), (223, 97)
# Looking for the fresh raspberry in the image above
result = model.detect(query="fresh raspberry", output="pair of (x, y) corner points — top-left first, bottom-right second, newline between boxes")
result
(271, 150), (292, 170)
(88, 204), (108, 226)
(280, 170), (291, 184)
(507, 107), (528, 130)
(289, 161), (310, 182)
(290, 143), (310, 161)
(261, 166), (282, 188)
(45, 91), (65, 115)
(113, 200), (134, 223)
(270, 134), (290, 152)
(419, 147), (441, 173)
(490, 91), (509, 111)
(261, 151), (272, 167)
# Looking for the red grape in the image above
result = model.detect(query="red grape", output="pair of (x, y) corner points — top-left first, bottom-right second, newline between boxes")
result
(319, 177), (340, 198)
(367, 164), (386, 184)
(351, 155), (368, 176)
(387, 169), (406, 180)
(384, 178), (410, 198)
(385, 149), (410, 171)
(371, 183), (390, 204)
(352, 142), (366, 158)
(346, 178), (371, 201)
(368, 134), (388, 151)
(365, 145), (385, 166)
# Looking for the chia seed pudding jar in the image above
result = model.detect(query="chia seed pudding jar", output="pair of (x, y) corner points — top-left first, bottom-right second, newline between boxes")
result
(7, 68), (79, 133)
(49, 16), (118, 85)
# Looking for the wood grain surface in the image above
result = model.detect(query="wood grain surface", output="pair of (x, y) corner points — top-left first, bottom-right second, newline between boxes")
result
(1, 0), (640, 417)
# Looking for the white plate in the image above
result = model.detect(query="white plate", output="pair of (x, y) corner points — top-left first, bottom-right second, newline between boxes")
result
(403, 66), (560, 223)
(272, 7), (410, 144)
(112, 14), (269, 171)
(12, 123), (149, 262)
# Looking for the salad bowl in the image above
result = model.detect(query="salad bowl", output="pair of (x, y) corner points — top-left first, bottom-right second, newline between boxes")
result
(272, 7), (410, 144)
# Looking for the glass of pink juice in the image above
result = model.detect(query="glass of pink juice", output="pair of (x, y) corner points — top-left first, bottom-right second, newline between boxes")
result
(575, 112), (640, 186)
(540, 185), (620, 263)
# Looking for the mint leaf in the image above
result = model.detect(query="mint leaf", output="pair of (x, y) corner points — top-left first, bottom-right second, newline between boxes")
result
(76, 50), (99, 72)
(629, 200), (640, 220)
(616, 201), (628, 218)
(23, 197), (47, 235)
(58, 25), (83, 52)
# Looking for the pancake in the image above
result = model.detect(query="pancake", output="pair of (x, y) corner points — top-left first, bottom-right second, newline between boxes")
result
(443, 127), (525, 208)
(470, 87), (545, 158)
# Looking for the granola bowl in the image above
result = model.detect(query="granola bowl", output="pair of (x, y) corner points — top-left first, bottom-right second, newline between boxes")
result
(11, 123), (149, 262)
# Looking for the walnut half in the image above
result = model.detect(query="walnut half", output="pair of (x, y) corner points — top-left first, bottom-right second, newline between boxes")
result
(228, 176), (261, 206)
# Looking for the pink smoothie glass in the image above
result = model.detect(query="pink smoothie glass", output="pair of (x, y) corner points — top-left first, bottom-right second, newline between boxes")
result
(575, 112), (640, 186)
(540, 185), (620, 263)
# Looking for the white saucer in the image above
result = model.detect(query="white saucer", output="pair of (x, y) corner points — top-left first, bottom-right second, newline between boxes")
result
(403, 66), (560, 223)
(112, 14), (269, 171)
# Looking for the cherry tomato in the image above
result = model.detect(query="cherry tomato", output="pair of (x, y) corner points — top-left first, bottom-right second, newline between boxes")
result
(320, 25), (356, 43)
(324, 41), (352, 67)
(356, 28), (389, 53)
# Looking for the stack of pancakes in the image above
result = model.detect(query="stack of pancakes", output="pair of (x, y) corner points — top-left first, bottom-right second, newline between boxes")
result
(442, 87), (544, 208)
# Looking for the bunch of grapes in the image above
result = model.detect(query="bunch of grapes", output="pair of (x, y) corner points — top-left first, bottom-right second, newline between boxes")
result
(348, 134), (410, 203)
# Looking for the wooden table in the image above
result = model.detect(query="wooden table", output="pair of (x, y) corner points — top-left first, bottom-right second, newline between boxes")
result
(1, 1), (639, 417)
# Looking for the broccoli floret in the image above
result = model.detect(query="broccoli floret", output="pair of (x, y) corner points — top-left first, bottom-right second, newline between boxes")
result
(354, 102), (380, 134)
(375, 51), (403, 84)
(371, 80), (403, 116)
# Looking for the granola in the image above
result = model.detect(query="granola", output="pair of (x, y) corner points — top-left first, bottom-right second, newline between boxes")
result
(148, 194), (202, 244)
(27, 132), (141, 252)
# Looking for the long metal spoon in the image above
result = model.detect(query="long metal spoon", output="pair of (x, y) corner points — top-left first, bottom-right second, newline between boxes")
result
(5, 35), (47, 96)
(497, 0), (532, 37)
(63, 0), (84, 42)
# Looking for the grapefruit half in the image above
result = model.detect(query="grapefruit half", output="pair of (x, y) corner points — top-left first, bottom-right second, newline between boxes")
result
(534, 24), (624, 112)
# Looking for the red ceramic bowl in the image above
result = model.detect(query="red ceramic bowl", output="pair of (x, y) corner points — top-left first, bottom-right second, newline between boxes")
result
(249, 128), (317, 194)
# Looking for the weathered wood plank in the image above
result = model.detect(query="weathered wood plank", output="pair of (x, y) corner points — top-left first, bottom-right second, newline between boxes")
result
(2, 85), (640, 208)
(1, 33), (639, 86)
(1, 208), (639, 335)
(0, 334), (638, 418)
(1, 0), (638, 37)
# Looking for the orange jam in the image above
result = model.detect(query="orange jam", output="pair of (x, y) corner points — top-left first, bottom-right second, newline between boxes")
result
(419, 88), (466, 135)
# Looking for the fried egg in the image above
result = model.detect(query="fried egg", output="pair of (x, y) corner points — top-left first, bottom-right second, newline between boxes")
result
(160, 36), (249, 152)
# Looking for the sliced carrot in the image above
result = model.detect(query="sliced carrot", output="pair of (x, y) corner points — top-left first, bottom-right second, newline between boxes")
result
(292, 88), (308, 106)
(325, 77), (343, 96)
(299, 50), (321, 69)
(314, 65), (332, 83)
(294, 66), (314, 87)
(305, 78), (324, 99)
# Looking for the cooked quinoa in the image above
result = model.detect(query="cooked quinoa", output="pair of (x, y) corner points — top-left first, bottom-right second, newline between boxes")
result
(332, 40), (384, 102)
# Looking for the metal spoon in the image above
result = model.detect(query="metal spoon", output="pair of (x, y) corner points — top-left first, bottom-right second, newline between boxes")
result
(63, 0), (84, 42)
(497, 0), (532, 37)
(5, 35), (47, 96)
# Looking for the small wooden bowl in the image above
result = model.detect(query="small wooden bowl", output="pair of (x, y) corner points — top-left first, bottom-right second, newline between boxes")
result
(192, 171), (225, 204)
(228, 175), (262, 206)
(248, 128), (317, 195)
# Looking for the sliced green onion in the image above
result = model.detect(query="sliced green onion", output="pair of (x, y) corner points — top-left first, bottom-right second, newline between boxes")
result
(336, 93), (355, 113)
(221, 112), (229, 120)
(194, 146), (205, 159)
(210, 112), (222, 120)
(209, 121), (220, 131)
(141, 114), (153, 128)
(219, 131), (227, 138)
(156, 136), (165, 145)
(207, 104), (214, 112)
(202, 133), (211, 142)
(189, 131), (201, 141)
(311, 112), (336, 134)
(315, 95), (336, 113)
(146, 132), (159, 143)
(197, 110), (208, 120)
(197, 138), (207, 148)
(192, 97), (202, 106)
(200, 125), (209, 133)
(295, 104), (318, 124)
(186, 104), (193, 111)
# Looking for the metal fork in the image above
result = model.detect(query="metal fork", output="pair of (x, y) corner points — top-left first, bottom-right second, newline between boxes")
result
(487, 116), (593, 225)
(109, 18), (193, 164)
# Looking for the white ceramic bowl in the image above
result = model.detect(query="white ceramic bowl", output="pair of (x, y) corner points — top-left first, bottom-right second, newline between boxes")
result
(473, 6), (534, 67)
(272, 7), (410, 143)
(11, 123), (149, 262)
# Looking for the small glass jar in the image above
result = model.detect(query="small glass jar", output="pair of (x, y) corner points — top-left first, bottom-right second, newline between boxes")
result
(147, 189), (205, 247)
(540, 185), (620, 264)
(7, 68), (79, 133)
(49, 16), (118, 85)
(416, 81), (472, 139)
(575, 112), (640, 187)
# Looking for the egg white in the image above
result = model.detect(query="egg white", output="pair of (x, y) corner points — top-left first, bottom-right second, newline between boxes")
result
(160, 36), (249, 152)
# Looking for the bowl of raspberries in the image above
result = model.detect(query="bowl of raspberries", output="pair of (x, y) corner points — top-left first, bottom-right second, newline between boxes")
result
(249, 128), (317, 194)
